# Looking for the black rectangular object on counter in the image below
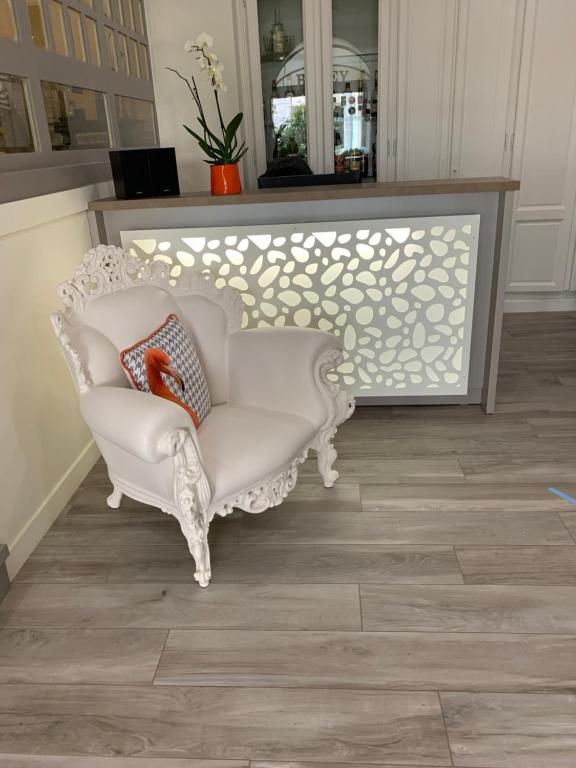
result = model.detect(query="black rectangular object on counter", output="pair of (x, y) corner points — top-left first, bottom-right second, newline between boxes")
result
(258, 171), (362, 189)
(109, 148), (180, 199)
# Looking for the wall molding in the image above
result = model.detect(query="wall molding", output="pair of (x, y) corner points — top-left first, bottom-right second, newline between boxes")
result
(6, 440), (100, 579)
(504, 292), (576, 313)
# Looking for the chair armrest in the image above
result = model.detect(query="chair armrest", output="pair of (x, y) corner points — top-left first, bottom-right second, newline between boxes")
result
(228, 327), (343, 426)
(80, 387), (196, 464)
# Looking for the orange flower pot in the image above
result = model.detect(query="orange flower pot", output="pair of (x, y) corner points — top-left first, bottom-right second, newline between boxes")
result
(210, 163), (242, 196)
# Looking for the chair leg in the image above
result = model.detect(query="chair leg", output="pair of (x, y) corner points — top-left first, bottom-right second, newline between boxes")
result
(173, 509), (212, 587)
(107, 485), (123, 509)
(314, 439), (339, 489)
(188, 533), (212, 587)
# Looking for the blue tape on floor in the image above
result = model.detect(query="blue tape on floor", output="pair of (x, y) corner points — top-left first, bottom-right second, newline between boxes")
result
(548, 487), (576, 505)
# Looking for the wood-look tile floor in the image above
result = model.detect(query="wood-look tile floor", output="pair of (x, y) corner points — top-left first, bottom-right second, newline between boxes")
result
(2, 312), (576, 767)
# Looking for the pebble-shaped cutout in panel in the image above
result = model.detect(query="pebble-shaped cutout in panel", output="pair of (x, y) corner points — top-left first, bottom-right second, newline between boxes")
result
(125, 215), (479, 396)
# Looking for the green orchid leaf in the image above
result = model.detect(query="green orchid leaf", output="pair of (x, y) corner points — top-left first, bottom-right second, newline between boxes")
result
(224, 112), (244, 149)
(231, 143), (249, 163)
(197, 117), (225, 150)
(183, 125), (224, 162)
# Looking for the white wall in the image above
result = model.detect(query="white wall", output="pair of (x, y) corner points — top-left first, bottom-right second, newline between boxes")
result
(0, 184), (110, 577)
(144, 0), (241, 193)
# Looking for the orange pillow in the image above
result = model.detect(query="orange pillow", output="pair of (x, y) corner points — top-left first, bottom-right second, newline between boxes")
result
(119, 314), (211, 427)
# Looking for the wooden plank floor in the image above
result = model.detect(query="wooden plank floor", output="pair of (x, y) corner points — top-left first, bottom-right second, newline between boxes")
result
(2, 311), (576, 767)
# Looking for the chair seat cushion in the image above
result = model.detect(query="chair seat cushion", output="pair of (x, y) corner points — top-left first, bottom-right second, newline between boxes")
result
(198, 404), (315, 505)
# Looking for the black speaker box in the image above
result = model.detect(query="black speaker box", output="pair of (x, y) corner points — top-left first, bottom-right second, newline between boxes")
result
(109, 147), (180, 199)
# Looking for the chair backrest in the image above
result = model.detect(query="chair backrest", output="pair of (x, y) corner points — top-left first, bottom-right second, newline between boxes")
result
(51, 245), (243, 404)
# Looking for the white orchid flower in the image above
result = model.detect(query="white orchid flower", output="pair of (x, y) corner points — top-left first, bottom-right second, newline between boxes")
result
(207, 52), (219, 64)
(211, 67), (226, 91)
(184, 40), (196, 53)
(195, 31), (214, 49)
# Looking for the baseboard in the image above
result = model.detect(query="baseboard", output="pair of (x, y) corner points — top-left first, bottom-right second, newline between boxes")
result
(0, 545), (9, 601)
(504, 293), (576, 313)
(6, 440), (100, 579)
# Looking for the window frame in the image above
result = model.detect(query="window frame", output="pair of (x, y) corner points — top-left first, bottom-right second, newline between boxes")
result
(0, 0), (157, 178)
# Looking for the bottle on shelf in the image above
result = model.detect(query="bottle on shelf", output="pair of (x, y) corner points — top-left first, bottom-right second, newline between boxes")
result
(357, 75), (365, 111)
(271, 8), (285, 57)
(370, 71), (378, 120)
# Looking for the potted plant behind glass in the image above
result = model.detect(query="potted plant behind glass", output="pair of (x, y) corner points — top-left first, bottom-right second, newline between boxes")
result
(168, 33), (248, 195)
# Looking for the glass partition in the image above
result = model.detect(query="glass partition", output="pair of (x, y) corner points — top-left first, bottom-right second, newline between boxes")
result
(0, 0), (16, 40)
(48, 0), (68, 55)
(257, 0), (307, 168)
(85, 16), (101, 65)
(116, 95), (157, 146)
(105, 26), (118, 70)
(0, 74), (35, 153)
(68, 7), (86, 61)
(26, 0), (48, 48)
(138, 42), (149, 80)
(41, 81), (110, 150)
(332, 0), (378, 178)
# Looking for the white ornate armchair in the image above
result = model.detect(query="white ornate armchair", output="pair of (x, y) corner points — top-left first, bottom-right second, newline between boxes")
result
(51, 245), (355, 586)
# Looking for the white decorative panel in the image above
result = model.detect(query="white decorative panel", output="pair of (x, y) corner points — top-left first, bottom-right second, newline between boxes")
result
(121, 215), (479, 397)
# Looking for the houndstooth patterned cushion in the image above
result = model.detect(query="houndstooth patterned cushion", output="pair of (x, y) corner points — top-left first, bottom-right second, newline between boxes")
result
(120, 314), (211, 424)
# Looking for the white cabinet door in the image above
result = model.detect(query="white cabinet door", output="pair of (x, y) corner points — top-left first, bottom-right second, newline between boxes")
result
(450, 0), (523, 179)
(507, 0), (576, 293)
(395, 0), (458, 181)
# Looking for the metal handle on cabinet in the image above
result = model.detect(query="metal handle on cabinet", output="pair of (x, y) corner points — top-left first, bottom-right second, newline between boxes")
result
(393, 139), (397, 157)
(387, 139), (390, 158)
(504, 133), (508, 151)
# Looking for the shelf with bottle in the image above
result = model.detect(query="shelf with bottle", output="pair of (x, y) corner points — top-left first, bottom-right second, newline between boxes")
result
(333, 73), (378, 178)
(260, 7), (296, 62)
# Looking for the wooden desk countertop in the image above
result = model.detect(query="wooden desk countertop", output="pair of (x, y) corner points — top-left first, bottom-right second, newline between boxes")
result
(88, 177), (520, 211)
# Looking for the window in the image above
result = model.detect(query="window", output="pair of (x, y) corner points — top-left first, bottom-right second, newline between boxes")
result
(105, 25), (117, 70)
(117, 32), (129, 74)
(48, 0), (68, 55)
(122, 0), (133, 30)
(116, 95), (156, 146)
(0, 74), (35, 153)
(135, 0), (144, 34)
(41, 80), (110, 150)
(138, 42), (149, 80)
(85, 16), (100, 66)
(26, 0), (47, 48)
(0, 0), (16, 40)
(128, 37), (139, 77)
(113, 0), (122, 25)
(68, 7), (86, 61)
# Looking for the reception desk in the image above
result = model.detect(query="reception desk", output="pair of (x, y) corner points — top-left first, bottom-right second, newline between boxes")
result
(88, 177), (519, 411)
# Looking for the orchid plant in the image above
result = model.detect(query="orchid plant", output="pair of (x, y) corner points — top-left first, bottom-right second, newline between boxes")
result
(168, 33), (248, 166)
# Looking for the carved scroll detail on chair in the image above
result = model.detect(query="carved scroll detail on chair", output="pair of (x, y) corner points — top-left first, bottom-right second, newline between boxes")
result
(57, 244), (243, 331)
(214, 451), (307, 520)
(312, 348), (356, 488)
(50, 312), (92, 396)
(160, 428), (213, 587)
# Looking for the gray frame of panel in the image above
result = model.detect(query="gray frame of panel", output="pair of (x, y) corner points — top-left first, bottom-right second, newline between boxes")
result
(92, 189), (510, 409)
